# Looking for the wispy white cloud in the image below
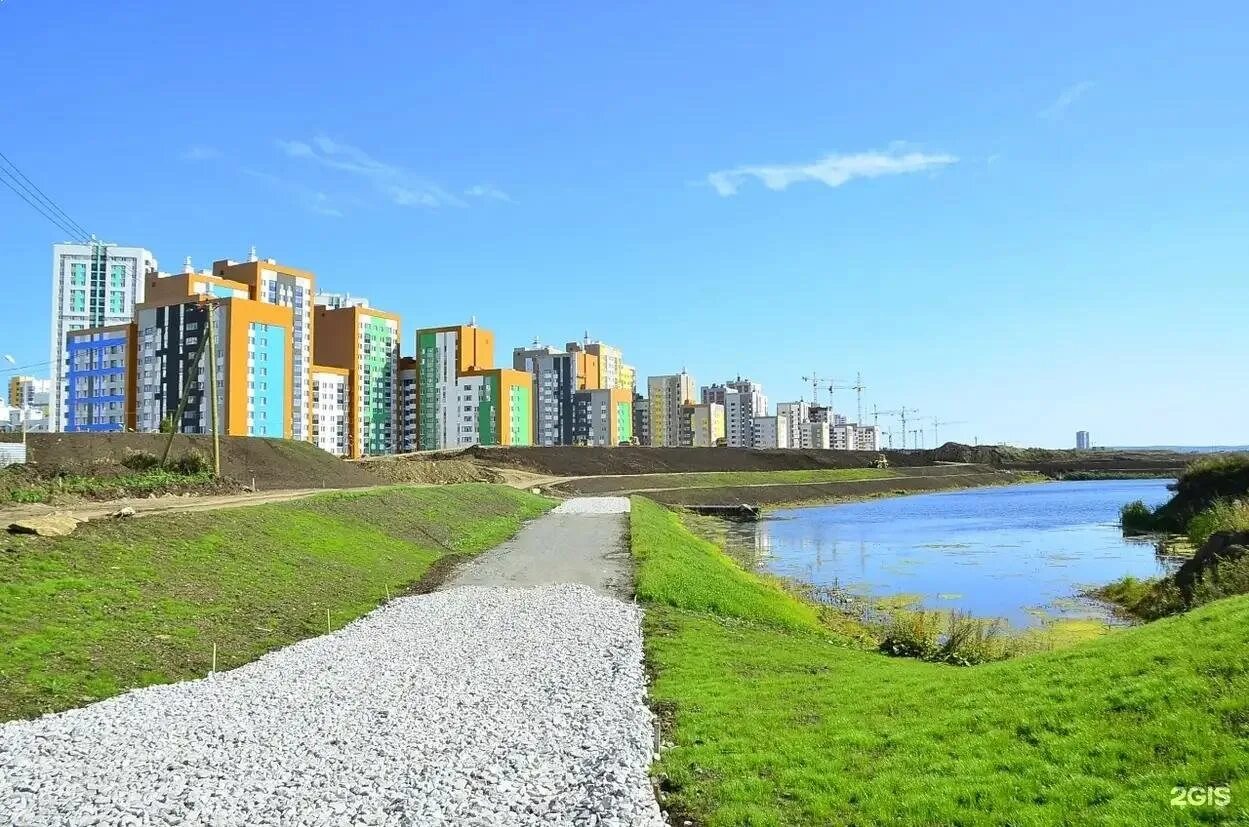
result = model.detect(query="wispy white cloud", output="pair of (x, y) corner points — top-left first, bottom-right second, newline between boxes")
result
(277, 135), (464, 208)
(180, 145), (222, 162)
(1039, 81), (1094, 121)
(706, 146), (958, 196)
(464, 184), (513, 203)
(243, 169), (344, 218)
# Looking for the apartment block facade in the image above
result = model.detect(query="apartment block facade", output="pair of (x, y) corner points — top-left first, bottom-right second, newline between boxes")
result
(310, 365), (350, 457)
(50, 242), (156, 430)
(776, 401), (811, 448)
(680, 402), (725, 447)
(704, 378), (768, 448)
(458, 368), (534, 446)
(513, 342), (606, 447)
(797, 420), (831, 450)
(212, 255), (315, 443)
(64, 324), (136, 432)
(830, 422), (880, 451)
(313, 305), (401, 457)
(398, 356), (418, 452)
(632, 394), (651, 447)
(751, 414), (790, 449)
(414, 323), (498, 450)
(568, 340), (633, 392)
(7, 376), (51, 410)
(647, 372), (696, 447)
(134, 295), (294, 438)
(572, 387), (633, 446)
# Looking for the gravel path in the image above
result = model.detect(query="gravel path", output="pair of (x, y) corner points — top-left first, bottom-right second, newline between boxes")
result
(550, 497), (631, 515)
(0, 584), (665, 826)
(448, 497), (634, 598)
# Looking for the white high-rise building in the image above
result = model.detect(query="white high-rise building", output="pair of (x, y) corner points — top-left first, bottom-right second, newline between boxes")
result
(1076, 430), (1091, 450)
(855, 423), (879, 451)
(311, 366), (350, 457)
(704, 378), (768, 448)
(751, 414), (790, 449)
(776, 401), (811, 449)
(50, 242), (156, 431)
(798, 420), (831, 450)
(314, 292), (370, 310)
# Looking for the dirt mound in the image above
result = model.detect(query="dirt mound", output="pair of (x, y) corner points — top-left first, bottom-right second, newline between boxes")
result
(355, 456), (503, 486)
(636, 470), (1012, 507)
(934, 442), (1198, 476)
(2, 433), (379, 490)
(460, 446), (931, 477)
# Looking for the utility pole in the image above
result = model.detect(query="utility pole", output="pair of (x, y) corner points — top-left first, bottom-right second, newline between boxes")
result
(205, 303), (221, 477)
(161, 302), (215, 469)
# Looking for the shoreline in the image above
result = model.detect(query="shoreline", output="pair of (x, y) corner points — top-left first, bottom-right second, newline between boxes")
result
(678, 477), (1171, 644)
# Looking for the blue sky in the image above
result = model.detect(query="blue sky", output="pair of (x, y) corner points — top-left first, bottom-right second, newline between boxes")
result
(2, 1), (1247, 447)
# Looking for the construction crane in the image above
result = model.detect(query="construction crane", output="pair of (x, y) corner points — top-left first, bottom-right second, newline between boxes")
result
(870, 404), (919, 449)
(800, 372), (824, 405)
(897, 405), (919, 449)
(849, 371), (867, 425)
(825, 379), (851, 416)
(871, 404), (900, 429)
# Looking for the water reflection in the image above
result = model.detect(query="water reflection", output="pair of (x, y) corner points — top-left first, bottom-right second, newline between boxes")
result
(715, 479), (1178, 628)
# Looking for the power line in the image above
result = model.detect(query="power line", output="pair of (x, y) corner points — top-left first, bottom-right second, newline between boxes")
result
(0, 151), (91, 240)
(0, 169), (84, 240)
(0, 359), (54, 376)
(0, 151), (91, 238)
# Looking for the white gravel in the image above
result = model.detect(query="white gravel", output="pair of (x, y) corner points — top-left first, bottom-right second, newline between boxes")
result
(0, 584), (665, 827)
(551, 497), (632, 515)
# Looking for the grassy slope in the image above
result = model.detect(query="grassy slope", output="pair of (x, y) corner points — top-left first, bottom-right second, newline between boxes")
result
(631, 497), (1249, 826)
(0, 484), (551, 721)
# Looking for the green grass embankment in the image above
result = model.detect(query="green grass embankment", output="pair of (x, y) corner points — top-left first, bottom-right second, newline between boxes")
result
(631, 497), (1249, 826)
(0, 484), (551, 721)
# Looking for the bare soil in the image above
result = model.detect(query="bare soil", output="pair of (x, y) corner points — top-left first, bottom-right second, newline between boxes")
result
(460, 445), (926, 476)
(353, 455), (503, 486)
(453, 444), (1204, 479)
(2, 433), (380, 489)
(629, 470), (1019, 507)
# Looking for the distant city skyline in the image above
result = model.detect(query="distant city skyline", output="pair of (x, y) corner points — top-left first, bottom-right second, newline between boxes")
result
(3, 2), (1247, 447)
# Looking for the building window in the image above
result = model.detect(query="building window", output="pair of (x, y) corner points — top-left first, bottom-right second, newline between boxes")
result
(71, 263), (86, 286)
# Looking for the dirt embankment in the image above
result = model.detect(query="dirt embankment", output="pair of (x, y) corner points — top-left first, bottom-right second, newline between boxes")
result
(651, 473), (1019, 507)
(455, 444), (1198, 479)
(933, 443), (1199, 477)
(353, 456), (503, 486)
(2, 433), (379, 490)
(554, 465), (1023, 507)
(460, 445), (933, 476)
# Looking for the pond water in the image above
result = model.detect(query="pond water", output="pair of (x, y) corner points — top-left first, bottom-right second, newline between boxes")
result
(716, 479), (1178, 627)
